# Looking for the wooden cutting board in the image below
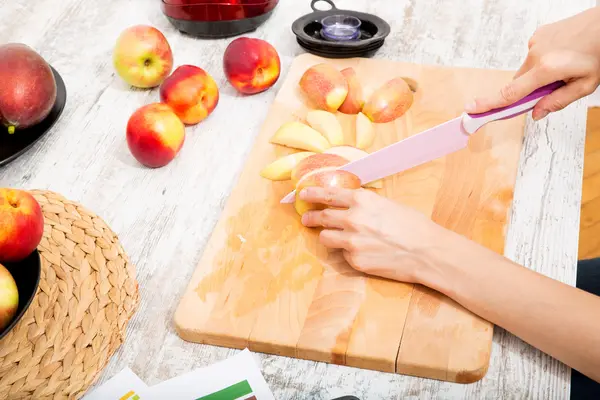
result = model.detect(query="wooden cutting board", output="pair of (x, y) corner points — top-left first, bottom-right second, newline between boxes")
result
(174, 53), (527, 383)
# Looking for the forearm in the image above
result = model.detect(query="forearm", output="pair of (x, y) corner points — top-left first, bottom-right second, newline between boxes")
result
(421, 231), (600, 382)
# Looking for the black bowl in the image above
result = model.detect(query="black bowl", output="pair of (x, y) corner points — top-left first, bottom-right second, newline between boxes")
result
(0, 65), (67, 167)
(0, 250), (42, 340)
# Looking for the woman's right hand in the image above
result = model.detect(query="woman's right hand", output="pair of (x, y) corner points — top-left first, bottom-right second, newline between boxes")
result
(465, 6), (600, 120)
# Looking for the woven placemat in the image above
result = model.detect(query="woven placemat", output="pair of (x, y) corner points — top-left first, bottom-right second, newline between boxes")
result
(0, 190), (140, 399)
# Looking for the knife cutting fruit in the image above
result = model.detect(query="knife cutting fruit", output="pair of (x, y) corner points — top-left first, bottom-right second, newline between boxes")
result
(294, 5), (600, 390)
(280, 80), (565, 204)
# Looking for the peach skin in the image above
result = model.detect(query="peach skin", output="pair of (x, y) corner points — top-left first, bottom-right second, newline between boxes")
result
(0, 188), (44, 263)
(363, 77), (414, 123)
(160, 65), (220, 125)
(299, 63), (348, 112)
(126, 103), (185, 168)
(223, 37), (281, 95)
(338, 67), (365, 114)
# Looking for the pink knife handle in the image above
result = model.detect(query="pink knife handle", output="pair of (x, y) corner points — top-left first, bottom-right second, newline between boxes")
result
(461, 80), (565, 134)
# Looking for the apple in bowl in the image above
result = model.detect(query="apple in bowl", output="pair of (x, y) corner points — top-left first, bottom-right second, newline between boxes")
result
(0, 188), (44, 264)
(0, 263), (18, 331)
(223, 37), (281, 95)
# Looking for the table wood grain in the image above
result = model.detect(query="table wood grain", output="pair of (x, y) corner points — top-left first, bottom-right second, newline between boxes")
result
(0, 0), (594, 398)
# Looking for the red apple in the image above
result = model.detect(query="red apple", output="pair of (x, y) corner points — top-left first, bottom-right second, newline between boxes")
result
(0, 263), (19, 331)
(159, 65), (220, 125)
(0, 188), (44, 263)
(0, 43), (57, 134)
(126, 103), (185, 168)
(223, 37), (281, 95)
(113, 25), (174, 88)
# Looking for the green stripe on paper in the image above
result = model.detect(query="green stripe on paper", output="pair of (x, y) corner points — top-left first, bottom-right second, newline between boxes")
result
(196, 380), (253, 400)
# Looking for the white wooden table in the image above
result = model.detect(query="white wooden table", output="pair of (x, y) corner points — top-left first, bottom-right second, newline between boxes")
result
(0, 0), (594, 398)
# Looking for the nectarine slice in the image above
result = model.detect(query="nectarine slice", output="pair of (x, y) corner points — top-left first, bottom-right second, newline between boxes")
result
(324, 145), (367, 161)
(269, 121), (331, 153)
(356, 112), (375, 150)
(299, 63), (348, 112)
(324, 145), (383, 189)
(260, 151), (315, 181)
(363, 77), (414, 123)
(291, 153), (349, 185)
(306, 110), (344, 146)
(338, 67), (365, 114)
(294, 168), (361, 216)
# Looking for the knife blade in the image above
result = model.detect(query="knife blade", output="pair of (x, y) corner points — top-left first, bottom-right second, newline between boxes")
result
(280, 80), (565, 204)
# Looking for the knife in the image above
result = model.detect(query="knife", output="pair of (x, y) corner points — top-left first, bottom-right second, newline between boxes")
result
(280, 80), (565, 204)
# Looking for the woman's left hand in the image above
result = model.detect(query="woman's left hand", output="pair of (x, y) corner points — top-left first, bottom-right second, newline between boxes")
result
(299, 186), (453, 286)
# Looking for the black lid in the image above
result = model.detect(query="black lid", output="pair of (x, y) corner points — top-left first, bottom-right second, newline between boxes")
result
(291, 0), (390, 58)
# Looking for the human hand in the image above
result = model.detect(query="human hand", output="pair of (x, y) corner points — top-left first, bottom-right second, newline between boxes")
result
(465, 6), (600, 120)
(299, 186), (454, 286)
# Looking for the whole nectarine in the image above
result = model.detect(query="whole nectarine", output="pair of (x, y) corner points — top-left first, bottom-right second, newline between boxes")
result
(0, 43), (57, 134)
(160, 65), (220, 125)
(113, 25), (174, 89)
(126, 103), (185, 168)
(0, 188), (44, 263)
(223, 37), (281, 95)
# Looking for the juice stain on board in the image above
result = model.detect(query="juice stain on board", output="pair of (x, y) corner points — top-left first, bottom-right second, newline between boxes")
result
(194, 199), (324, 319)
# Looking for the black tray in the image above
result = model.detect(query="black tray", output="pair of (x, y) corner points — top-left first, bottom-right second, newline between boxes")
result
(0, 65), (67, 167)
(0, 250), (42, 340)
(297, 37), (385, 59)
(291, 0), (390, 58)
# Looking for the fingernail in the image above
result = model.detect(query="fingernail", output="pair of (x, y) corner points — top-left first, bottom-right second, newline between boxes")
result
(464, 99), (477, 113)
(299, 189), (309, 200)
(533, 109), (549, 121)
(301, 213), (309, 225)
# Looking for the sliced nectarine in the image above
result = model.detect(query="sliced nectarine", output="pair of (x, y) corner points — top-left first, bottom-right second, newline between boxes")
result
(324, 145), (383, 189)
(338, 67), (365, 114)
(356, 112), (375, 149)
(269, 121), (331, 153)
(306, 110), (344, 146)
(299, 63), (348, 112)
(260, 151), (315, 181)
(363, 77), (414, 123)
(291, 153), (349, 186)
(294, 168), (361, 216)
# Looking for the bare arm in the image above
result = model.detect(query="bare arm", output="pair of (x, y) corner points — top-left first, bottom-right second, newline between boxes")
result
(299, 186), (600, 383)
(424, 230), (600, 382)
